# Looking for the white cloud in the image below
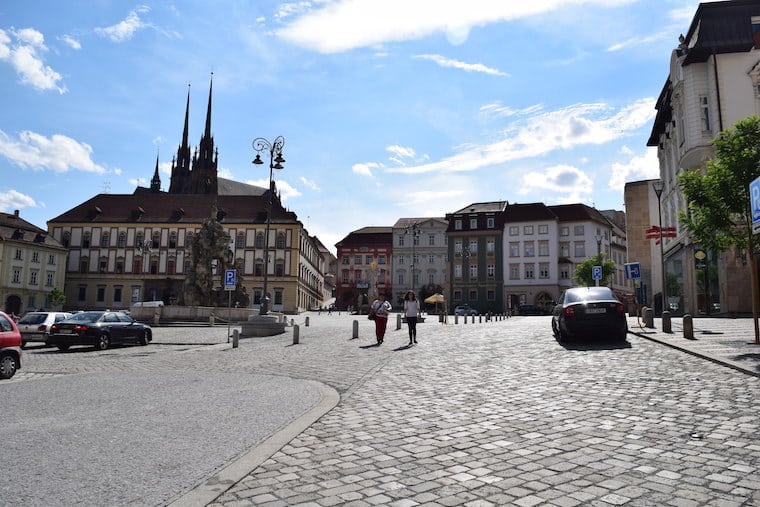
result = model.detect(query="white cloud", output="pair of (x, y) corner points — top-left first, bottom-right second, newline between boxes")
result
(0, 130), (107, 173)
(386, 98), (656, 175)
(300, 176), (320, 191)
(95, 6), (150, 42)
(352, 162), (380, 176)
(0, 189), (38, 211)
(61, 35), (81, 50)
(608, 146), (659, 191)
(606, 31), (669, 52)
(276, 0), (634, 53)
(0, 28), (66, 93)
(245, 178), (302, 200)
(519, 164), (594, 202)
(414, 54), (507, 76)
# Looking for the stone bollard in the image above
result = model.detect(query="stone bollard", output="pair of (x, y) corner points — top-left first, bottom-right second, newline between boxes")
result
(305, 316), (310, 327)
(232, 329), (239, 348)
(479, 315), (482, 323)
(662, 310), (672, 333)
(644, 307), (654, 328)
(209, 314), (215, 326)
(352, 320), (359, 339)
(454, 314), (459, 325)
(683, 314), (694, 340)
(396, 314), (402, 330)
(293, 324), (300, 344)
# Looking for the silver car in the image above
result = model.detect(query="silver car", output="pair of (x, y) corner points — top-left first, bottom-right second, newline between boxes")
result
(17, 312), (72, 347)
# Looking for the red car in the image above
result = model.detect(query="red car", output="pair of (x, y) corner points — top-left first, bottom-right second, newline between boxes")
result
(0, 311), (22, 379)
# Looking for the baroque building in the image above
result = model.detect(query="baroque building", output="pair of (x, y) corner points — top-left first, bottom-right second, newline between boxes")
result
(335, 227), (392, 312)
(47, 79), (326, 314)
(391, 217), (448, 307)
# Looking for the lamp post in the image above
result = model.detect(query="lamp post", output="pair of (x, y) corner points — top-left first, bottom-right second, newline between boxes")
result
(405, 223), (420, 294)
(252, 135), (285, 316)
(652, 180), (666, 316)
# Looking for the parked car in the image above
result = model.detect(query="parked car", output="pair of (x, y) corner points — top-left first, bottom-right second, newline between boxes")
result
(454, 304), (478, 316)
(48, 311), (152, 351)
(518, 304), (546, 316)
(552, 287), (628, 343)
(0, 311), (22, 379)
(16, 311), (72, 347)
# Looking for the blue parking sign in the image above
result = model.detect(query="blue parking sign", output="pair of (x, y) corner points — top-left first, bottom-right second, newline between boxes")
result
(224, 269), (236, 290)
(592, 265), (602, 280)
(751, 176), (760, 233)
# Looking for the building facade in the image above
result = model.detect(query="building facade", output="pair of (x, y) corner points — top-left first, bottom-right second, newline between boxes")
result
(645, 0), (760, 314)
(391, 217), (448, 307)
(1, 210), (68, 315)
(335, 227), (393, 312)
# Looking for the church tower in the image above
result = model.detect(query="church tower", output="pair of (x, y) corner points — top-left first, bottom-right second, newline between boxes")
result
(188, 76), (218, 194)
(169, 87), (193, 194)
(150, 153), (161, 192)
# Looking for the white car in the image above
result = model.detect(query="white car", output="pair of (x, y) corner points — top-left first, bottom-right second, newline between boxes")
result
(16, 312), (72, 347)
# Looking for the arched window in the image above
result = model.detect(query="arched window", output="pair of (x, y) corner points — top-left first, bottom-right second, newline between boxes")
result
(255, 233), (265, 248)
(236, 233), (245, 248)
(82, 232), (91, 248)
(151, 232), (160, 249)
(135, 232), (144, 247)
(100, 232), (110, 247)
(62, 231), (70, 247)
(275, 233), (286, 248)
(169, 232), (177, 248)
(117, 232), (127, 248)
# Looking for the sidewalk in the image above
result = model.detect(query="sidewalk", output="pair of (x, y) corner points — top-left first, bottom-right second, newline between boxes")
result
(627, 315), (760, 378)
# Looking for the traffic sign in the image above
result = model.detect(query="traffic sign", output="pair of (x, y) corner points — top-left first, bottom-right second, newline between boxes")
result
(751, 176), (760, 233)
(624, 262), (641, 279)
(224, 269), (236, 291)
(592, 265), (602, 280)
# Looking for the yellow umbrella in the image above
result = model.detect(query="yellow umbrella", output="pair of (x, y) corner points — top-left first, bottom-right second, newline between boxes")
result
(424, 293), (445, 304)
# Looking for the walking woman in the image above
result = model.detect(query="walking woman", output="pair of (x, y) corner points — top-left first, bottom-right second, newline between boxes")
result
(403, 290), (421, 345)
(370, 293), (392, 345)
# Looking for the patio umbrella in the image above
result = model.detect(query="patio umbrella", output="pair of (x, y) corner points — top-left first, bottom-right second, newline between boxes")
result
(424, 293), (445, 304)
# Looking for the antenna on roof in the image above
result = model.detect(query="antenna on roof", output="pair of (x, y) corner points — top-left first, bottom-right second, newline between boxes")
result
(102, 180), (111, 194)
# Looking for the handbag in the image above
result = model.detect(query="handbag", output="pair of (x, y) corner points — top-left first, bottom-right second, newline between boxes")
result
(368, 309), (376, 320)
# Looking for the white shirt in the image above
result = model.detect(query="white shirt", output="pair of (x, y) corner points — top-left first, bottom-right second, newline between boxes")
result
(404, 300), (421, 317)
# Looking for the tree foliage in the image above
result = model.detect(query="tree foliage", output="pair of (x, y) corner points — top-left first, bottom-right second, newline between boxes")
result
(573, 253), (616, 287)
(183, 215), (232, 306)
(48, 287), (66, 308)
(678, 115), (760, 254)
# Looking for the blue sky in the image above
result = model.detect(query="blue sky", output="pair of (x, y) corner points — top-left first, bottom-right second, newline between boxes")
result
(1, 0), (703, 253)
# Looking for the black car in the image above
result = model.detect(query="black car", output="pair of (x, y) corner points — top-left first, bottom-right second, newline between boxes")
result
(518, 304), (546, 316)
(48, 311), (152, 351)
(552, 287), (628, 343)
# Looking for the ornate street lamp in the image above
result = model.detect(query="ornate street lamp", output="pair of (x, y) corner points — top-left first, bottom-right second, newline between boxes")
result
(405, 223), (421, 293)
(652, 179), (666, 316)
(252, 136), (285, 316)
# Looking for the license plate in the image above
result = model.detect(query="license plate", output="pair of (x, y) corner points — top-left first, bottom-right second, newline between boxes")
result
(60, 329), (77, 334)
(586, 308), (606, 314)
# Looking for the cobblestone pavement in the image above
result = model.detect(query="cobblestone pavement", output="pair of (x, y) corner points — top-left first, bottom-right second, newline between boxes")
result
(8, 313), (760, 506)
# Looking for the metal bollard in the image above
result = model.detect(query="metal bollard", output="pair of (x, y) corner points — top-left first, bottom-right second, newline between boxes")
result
(305, 316), (310, 327)
(644, 307), (654, 328)
(209, 314), (215, 326)
(352, 320), (359, 339)
(662, 310), (672, 333)
(232, 329), (239, 348)
(683, 314), (694, 340)
(479, 315), (482, 323)
(396, 314), (402, 330)
(454, 314), (459, 325)
(293, 324), (300, 344)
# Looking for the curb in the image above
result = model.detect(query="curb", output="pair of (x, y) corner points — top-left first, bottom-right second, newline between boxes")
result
(167, 382), (340, 507)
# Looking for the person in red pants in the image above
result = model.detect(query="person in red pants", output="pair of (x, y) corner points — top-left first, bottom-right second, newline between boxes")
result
(370, 293), (392, 345)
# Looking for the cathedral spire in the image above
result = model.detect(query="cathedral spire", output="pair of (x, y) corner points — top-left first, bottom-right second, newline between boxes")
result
(204, 73), (213, 140)
(182, 83), (190, 151)
(150, 151), (161, 192)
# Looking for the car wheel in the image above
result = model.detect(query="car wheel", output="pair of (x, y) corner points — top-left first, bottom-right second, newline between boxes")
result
(0, 353), (17, 379)
(21, 339), (27, 349)
(557, 325), (570, 344)
(95, 333), (110, 351)
(139, 330), (150, 346)
(56, 344), (70, 351)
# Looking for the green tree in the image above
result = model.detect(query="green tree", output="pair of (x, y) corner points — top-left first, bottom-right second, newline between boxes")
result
(48, 287), (66, 309)
(678, 115), (760, 342)
(573, 253), (616, 287)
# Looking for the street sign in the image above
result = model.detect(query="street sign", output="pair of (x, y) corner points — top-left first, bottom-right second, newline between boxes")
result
(224, 269), (236, 291)
(592, 265), (602, 280)
(624, 262), (641, 280)
(751, 176), (760, 233)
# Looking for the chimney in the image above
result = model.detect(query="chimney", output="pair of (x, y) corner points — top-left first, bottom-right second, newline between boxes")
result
(14, 210), (19, 217)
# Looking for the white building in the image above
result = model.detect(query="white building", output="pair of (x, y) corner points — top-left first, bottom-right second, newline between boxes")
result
(645, 0), (760, 314)
(392, 217), (448, 307)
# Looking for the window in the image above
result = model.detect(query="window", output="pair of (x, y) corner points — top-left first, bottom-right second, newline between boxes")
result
(509, 242), (519, 257)
(97, 287), (105, 302)
(453, 290), (462, 301)
(100, 232), (110, 247)
(398, 273), (405, 285)
(255, 261), (264, 277)
(99, 258), (107, 273)
(524, 241), (535, 257)
(14, 249), (22, 260)
(454, 241), (463, 254)
(524, 225), (534, 235)
(560, 243), (570, 257)
(525, 264), (535, 279)
(378, 271), (386, 283)
(167, 259), (176, 275)
(398, 255), (404, 265)
(276, 234), (286, 248)
(83, 232), (91, 248)
(253, 289), (262, 305)
(341, 255), (350, 265)
(538, 241), (550, 256)
(136, 232), (144, 247)
(470, 218), (477, 229)
(428, 273), (435, 284)
(412, 254), (419, 266)
(486, 239), (495, 255)
(274, 290), (283, 306)
(468, 289), (477, 300)
(354, 255), (362, 265)
(32, 251), (39, 263)
(560, 267), (569, 279)
(255, 233), (265, 248)
(118, 232), (127, 248)
(560, 226), (569, 237)
(429, 254), (435, 263)
(454, 264), (462, 278)
(487, 264), (495, 277)
(413, 272), (420, 285)
(487, 217), (494, 229)
(133, 258), (142, 273)
(169, 232), (178, 248)
(487, 290), (495, 301)
(539, 263), (550, 279)
(538, 224), (548, 234)
(48, 254), (56, 265)
(150, 259), (158, 275)
(78, 286), (86, 301)
(378, 255), (386, 265)
(80, 258), (88, 273)
(46, 272), (54, 287)
(62, 232), (70, 247)
(151, 232), (160, 248)
(236, 233), (245, 248)
(29, 271), (38, 285)
(574, 225), (584, 236)
(12, 268), (21, 284)
(398, 235), (405, 246)
(510, 264), (519, 280)
(468, 240), (477, 253)
(469, 264), (478, 278)
(365, 255), (373, 264)
(509, 226), (519, 236)
(342, 271), (349, 284)
(700, 95), (711, 132)
(428, 234), (435, 246)
(455, 219), (462, 230)
(275, 262), (284, 277)
(116, 260), (124, 274)
(574, 242), (585, 257)
(114, 287), (122, 303)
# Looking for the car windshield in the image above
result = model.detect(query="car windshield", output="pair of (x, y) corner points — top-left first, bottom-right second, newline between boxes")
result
(18, 313), (47, 324)
(565, 288), (616, 303)
(67, 311), (105, 322)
